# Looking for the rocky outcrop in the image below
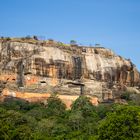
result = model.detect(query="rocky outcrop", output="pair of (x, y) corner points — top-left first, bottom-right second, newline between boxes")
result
(0, 38), (139, 102)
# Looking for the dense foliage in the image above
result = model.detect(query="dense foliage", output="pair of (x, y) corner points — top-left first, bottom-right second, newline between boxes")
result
(0, 95), (140, 140)
(98, 106), (140, 140)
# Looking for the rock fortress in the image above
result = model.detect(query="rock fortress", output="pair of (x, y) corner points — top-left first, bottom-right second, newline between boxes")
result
(0, 37), (140, 108)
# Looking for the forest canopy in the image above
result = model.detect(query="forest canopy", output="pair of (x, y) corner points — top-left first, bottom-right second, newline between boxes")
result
(0, 96), (140, 140)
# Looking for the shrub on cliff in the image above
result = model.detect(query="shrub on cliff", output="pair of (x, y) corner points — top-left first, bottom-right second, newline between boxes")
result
(70, 40), (77, 45)
(33, 35), (38, 40)
(129, 93), (140, 106)
(25, 35), (32, 40)
(120, 91), (131, 101)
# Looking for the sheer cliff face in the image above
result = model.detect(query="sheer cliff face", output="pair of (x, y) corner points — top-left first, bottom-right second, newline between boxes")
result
(0, 39), (139, 100)
(83, 47), (139, 85)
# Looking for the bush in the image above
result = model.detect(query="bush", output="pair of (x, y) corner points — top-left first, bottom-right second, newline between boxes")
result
(0, 98), (41, 112)
(25, 35), (32, 40)
(129, 93), (140, 105)
(33, 35), (38, 40)
(96, 104), (113, 119)
(98, 105), (140, 140)
(120, 91), (131, 100)
(26, 106), (47, 121)
(71, 96), (97, 118)
(70, 40), (77, 45)
(45, 96), (66, 117)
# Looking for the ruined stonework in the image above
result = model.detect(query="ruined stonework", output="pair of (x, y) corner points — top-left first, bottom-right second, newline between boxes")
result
(0, 38), (140, 103)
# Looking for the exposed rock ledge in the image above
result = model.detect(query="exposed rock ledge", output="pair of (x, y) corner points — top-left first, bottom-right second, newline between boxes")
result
(1, 88), (99, 108)
(0, 38), (139, 103)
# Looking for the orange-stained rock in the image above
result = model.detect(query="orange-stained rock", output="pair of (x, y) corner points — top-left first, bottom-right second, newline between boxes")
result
(0, 74), (16, 83)
(90, 97), (99, 106)
(0, 96), (5, 102)
(2, 88), (50, 100)
(25, 75), (40, 85)
(2, 89), (99, 108)
(0, 38), (139, 103)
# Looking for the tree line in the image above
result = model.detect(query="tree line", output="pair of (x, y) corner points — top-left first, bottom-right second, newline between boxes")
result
(0, 94), (140, 140)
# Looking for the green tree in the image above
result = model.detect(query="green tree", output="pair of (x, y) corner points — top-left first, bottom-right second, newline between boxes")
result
(120, 91), (131, 101)
(71, 96), (97, 118)
(45, 96), (66, 117)
(96, 104), (113, 119)
(70, 96), (99, 137)
(26, 106), (47, 121)
(33, 35), (38, 40)
(0, 120), (15, 140)
(98, 105), (140, 140)
(12, 125), (32, 140)
(0, 107), (35, 140)
(0, 98), (40, 112)
(70, 40), (77, 45)
(68, 111), (84, 131)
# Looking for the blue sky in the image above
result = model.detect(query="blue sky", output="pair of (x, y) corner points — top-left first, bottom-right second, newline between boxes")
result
(0, 0), (140, 70)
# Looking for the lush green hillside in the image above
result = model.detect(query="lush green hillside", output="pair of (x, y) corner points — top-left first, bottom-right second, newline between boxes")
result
(0, 95), (140, 140)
